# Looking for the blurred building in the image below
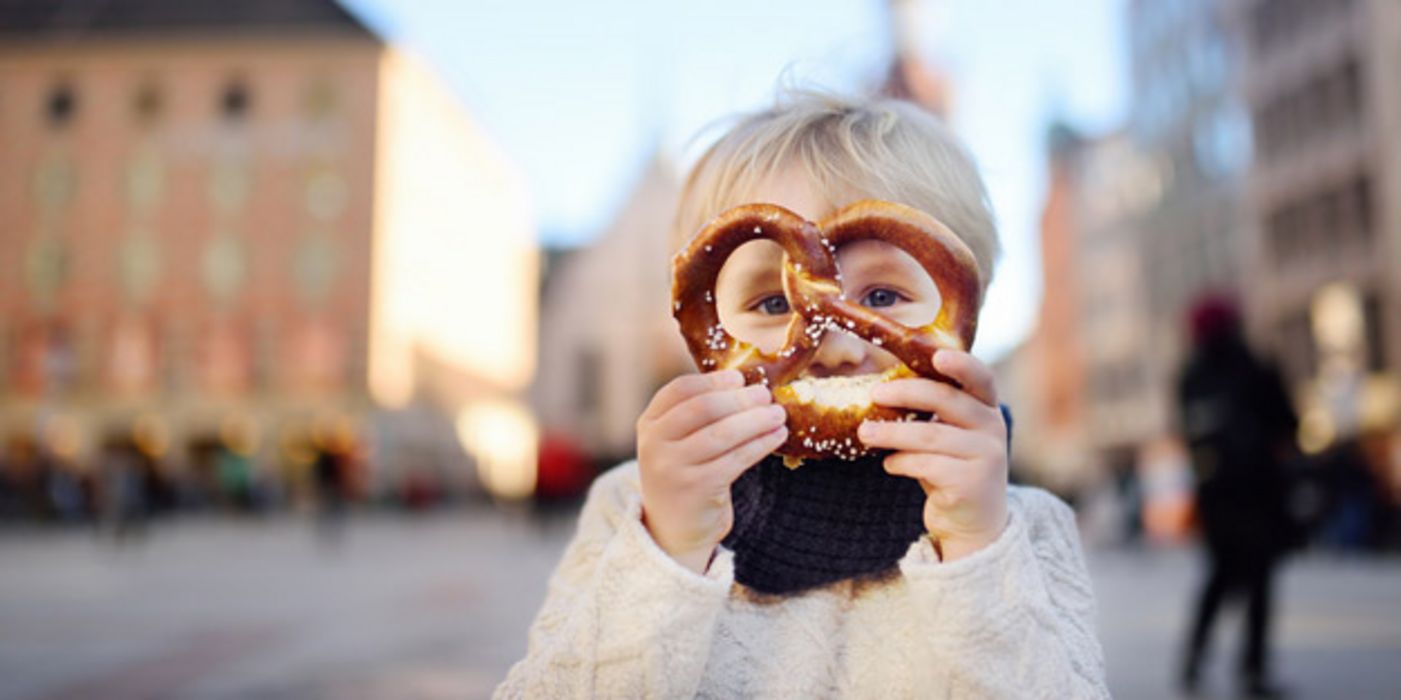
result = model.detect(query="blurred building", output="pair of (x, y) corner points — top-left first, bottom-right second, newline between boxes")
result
(1123, 0), (1253, 427)
(882, 0), (954, 119)
(1004, 125), (1091, 491)
(1129, 0), (1252, 320)
(1003, 125), (1165, 493)
(0, 0), (538, 504)
(533, 154), (687, 464)
(1234, 0), (1400, 448)
(1005, 0), (1401, 510)
(1002, 0), (1252, 493)
(1069, 133), (1165, 471)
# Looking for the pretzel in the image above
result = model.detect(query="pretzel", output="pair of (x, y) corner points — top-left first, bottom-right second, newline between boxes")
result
(671, 199), (982, 464)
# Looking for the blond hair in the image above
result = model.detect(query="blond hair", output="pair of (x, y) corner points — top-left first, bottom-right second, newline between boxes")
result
(673, 90), (999, 290)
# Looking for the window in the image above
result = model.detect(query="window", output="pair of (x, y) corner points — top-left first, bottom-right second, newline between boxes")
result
(163, 323), (185, 393)
(1362, 294), (1386, 372)
(46, 83), (75, 128)
(303, 78), (338, 123)
(253, 318), (277, 391)
(1278, 311), (1316, 383)
(220, 80), (250, 121)
(576, 348), (602, 415)
(133, 82), (162, 124)
(1351, 175), (1372, 242)
(0, 323), (9, 393)
(1339, 60), (1362, 124)
(1318, 190), (1342, 252)
(1194, 102), (1252, 179)
(1267, 204), (1298, 265)
(346, 327), (367, 395)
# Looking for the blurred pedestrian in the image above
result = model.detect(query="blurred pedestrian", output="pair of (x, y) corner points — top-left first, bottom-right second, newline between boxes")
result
(0, 436), (46, 521)
(45, 458), (88, 523)
(98, 440), (150, 543)
(313, 425), (358, 544)
(1177, 294), (1298, 698)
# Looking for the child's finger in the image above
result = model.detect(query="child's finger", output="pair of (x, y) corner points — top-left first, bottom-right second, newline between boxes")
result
(858, 419), (984, 458)
(641, 370), (744, 423)
(706, 423), (789, 482)
(932, 350), (998, 407)
(657, 384), (772, 439)
(882, 451), (962, 485)
(678, 403), (787, 464)
(870, 378), (996, 430)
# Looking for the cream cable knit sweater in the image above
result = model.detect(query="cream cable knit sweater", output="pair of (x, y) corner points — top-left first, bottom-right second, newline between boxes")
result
(496, 462), (1109, 699)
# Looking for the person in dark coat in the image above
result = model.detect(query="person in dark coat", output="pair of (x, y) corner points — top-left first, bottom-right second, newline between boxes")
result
(1177, 295), (1298, 698)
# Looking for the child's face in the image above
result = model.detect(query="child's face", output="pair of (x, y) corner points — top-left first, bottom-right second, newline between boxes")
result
(713, 170), (942, 378)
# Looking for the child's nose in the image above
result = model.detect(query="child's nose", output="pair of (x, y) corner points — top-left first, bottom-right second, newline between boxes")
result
(807, 328), (868, 377)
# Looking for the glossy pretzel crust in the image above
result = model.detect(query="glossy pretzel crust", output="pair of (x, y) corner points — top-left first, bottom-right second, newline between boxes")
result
(671, 199), (982, 462)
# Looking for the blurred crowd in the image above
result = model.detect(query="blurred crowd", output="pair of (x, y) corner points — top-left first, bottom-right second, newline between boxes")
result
(1074, 427), (1400, 555)
(0, 426), (364, 532)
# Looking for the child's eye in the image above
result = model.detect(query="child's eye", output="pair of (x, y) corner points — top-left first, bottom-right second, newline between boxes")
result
(752, 294), (791, 316)
(861, 288), (905, 308)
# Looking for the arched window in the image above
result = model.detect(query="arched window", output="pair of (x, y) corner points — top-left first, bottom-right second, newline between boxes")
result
(46, 83), (75, 128)
(220, 80), (251, 122)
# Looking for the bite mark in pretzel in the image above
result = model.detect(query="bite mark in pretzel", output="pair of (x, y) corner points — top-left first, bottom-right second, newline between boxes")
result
(671, 199), (982, 463)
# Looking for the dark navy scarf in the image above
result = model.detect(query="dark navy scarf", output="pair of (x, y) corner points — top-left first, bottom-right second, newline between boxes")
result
(722, 405), (1013, 595)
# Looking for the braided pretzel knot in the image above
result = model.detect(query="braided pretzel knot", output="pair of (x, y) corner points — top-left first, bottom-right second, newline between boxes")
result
(671, 199), (982, 463)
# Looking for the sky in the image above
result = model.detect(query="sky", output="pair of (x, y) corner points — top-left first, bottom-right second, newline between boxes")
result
(343, 0), (1129, 361)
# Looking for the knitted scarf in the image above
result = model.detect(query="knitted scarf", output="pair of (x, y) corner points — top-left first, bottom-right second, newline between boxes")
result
(722, 453), (927, 595)
(722, 405), (1012, 595)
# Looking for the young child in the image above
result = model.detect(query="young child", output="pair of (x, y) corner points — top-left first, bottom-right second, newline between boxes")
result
(497, 91), (1108, 698)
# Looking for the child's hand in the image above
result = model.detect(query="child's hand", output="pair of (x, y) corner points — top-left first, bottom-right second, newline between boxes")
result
(858, 350), (1009, 562)
(636, 369), (788, 574)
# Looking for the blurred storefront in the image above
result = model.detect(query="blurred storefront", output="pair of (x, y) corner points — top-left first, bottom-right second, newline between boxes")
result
(0, 0), (539, 516)
(996, 125), (1167, 499)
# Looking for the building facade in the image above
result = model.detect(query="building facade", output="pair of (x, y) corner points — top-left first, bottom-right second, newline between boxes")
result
(1125, 0), (1254, 434)
(533, 155), (687, 463)
(0, 1), (538, 502)
(1235, 0), (1400, 445)
(1003, 0), (1251, 494)
(999, 125), (1162, 493)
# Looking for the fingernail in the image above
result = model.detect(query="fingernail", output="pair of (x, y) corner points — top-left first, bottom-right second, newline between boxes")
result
(870, 384), (890, 402)
(766, 405), (786, 422)
(858, 421), (877, 439)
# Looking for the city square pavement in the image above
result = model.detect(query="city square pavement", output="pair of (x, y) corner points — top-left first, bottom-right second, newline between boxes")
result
(1, 507), (1398, 699)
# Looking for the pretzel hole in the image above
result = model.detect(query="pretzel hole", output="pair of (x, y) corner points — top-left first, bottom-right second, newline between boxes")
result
(714, 239), (795, 354)
(830, 239), (942, 330)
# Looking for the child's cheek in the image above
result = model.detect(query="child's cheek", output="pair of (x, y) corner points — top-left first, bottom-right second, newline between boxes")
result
(746, 317), (790, 356)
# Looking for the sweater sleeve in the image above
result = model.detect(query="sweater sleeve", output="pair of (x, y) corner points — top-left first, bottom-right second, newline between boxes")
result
(897, 486), (1109, 698)
(494, 462), (734, 699)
